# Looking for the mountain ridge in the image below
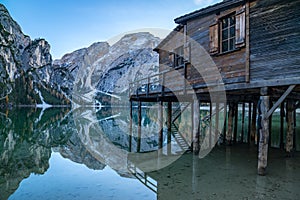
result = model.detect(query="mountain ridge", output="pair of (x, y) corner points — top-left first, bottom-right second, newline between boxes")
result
(0, 3), (161, 106)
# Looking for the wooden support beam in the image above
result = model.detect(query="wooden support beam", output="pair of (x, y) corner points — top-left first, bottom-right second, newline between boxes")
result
(251, 101), (257, 144)
(193, 96), (200, 154)
(226, 102), (234, 145)
(137, 101), (142, 152)
(167, 101), (172, 155)
(264, 85), (296, 120)
(158, 101), (163, 149)
(241, 103), (245, 143)
(215, 102), (220, 144)
(247, 102), (252, 143)
(233, 103), (238, 144)
(258, 88), (270, 176)
(286, 100), (295, 156)
(223, 103), (227, 144)
(209, 102), (213, 148)
(280, 102), (285, 149)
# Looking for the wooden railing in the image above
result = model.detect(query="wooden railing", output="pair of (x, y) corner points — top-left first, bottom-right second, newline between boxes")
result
(127, 162), (157, 193)
(129, 70), (166, 97)
(129, 63), (188, 98)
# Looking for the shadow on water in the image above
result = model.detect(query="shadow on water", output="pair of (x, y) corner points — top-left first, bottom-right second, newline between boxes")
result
(0, 106), (299, 200)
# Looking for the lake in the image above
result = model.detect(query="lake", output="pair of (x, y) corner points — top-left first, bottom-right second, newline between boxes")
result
(1, 106), (300, 200)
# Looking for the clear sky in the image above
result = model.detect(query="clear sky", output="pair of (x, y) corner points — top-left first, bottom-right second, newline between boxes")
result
(1, 0), (221, 59)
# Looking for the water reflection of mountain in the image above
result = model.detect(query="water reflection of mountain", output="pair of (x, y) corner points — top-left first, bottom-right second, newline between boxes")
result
(0, 108), (67, 199)
(0, 106), (180, 199)
(0, 108), (106, 200)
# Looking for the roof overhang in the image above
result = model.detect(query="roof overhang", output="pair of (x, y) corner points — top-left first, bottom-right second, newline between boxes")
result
(174, 0), (245, 24)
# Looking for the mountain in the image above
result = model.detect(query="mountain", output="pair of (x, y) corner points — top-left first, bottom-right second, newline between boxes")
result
(1, 3), (161, 107)
(0, 4), (69, 106)
(53, 32), (160, 105)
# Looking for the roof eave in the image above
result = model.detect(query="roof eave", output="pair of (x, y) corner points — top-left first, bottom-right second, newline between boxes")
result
(174, 0), (245, 24)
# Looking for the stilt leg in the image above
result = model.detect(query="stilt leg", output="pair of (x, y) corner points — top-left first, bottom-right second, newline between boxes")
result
(193, 96), (200, 154)
(258, 88), (270, 176)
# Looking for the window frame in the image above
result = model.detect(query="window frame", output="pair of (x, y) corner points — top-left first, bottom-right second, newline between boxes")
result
(173, 45), (185, 68)
(220, 14), (236, 53)
(209, 7), (246, 56)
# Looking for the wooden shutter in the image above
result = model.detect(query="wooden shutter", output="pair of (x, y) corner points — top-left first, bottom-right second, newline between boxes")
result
(235, 8), (246, 47)
(209, 23), (219, 54)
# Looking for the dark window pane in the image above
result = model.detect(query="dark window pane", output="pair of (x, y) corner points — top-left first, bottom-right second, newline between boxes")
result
(230, 26), (235, 37)
(222, 41), (228, 52)
(222, 18), (228, 29)
(229, 39), (235, 50)
(222, 29), (228, 40)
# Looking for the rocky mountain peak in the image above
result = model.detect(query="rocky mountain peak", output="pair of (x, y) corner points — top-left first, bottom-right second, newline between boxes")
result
(54, 32), (161, 104)
(0, 4), (68, 105)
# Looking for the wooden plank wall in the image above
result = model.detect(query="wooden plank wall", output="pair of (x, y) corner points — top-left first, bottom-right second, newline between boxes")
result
(249, 0), (300, 82)
(187, 5), (247, 87)
(158, 5), (247, 89)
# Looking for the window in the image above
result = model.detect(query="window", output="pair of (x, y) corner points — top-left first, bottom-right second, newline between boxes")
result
(221, 15), (236, 52)
(174, 46), (184, 68)
(209, 7), (245, 55)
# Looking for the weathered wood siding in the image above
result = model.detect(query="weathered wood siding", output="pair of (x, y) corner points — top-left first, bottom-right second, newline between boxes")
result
(158, 4), (247, 90)
(249, 0), (300, 82)
(187, 5), (246, 87)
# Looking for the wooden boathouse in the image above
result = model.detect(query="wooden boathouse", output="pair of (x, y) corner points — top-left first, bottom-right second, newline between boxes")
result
(129, 0), (300, 175)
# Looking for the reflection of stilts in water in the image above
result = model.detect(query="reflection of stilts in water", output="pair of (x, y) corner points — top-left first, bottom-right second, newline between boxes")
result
(198, 104), (225, 158)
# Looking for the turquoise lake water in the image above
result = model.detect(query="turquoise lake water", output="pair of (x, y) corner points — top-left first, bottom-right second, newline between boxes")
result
(1, 106), (299, 200)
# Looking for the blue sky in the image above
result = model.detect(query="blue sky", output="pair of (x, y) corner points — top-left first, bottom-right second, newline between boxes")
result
(1, 0), (221, 59)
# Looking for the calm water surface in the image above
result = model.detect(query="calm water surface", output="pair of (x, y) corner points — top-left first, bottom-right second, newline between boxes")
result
(0, 107), (299, 200)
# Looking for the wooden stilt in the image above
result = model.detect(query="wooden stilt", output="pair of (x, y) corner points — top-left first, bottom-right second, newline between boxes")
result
(223, 103), (227, 144)
(251, 101), (257, 145)
(233, 103), (238, 144)
(241, 103), (245, 143)
(137, 101), (142, 152)
(191, 100), (194, 149)
(226, 102), (234, 145)
(286, 100), (295, 156)
(158, 101), (163, 149)
(280, 102), (285, 149)
(247, 102), (252, 144)
(258, 87), (270, 176)
(215, 102), (220, 144)
(209, 102), (212, 147)
(167, 102), (172, 155)
(193, 96), (200, 154)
